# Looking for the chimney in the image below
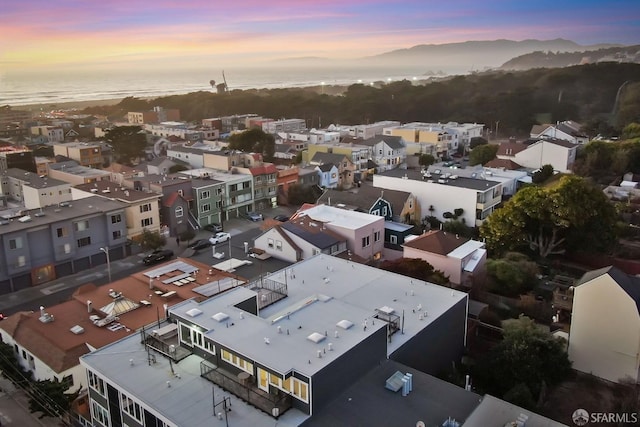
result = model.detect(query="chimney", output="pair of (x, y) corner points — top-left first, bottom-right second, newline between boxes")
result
(40, 306), (45, 317)
(87, 300), (92, 313)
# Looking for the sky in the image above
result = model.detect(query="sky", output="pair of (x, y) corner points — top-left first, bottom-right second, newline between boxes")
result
(2, 0), (639, 73)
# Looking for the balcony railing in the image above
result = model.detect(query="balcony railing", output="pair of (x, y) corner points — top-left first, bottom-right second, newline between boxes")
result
(200, 357), (292, 417)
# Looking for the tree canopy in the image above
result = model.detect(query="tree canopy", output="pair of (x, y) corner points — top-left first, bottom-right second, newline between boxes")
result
(480, 175), (617, 258)
(227, 128), (275, 161)
(472, 315), (571, 407)
(378, 257), (449, 286)
(104, 126), (147, 165)
(486, 252), (540, 296)
(469, 144), (498, 166)
(137, 229), (166, 251)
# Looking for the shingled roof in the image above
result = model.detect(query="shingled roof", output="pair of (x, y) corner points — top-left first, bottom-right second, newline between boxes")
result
(402, 230), (469, 255)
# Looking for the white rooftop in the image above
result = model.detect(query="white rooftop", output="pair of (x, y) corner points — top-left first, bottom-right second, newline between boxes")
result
(296, 204), (383, 230)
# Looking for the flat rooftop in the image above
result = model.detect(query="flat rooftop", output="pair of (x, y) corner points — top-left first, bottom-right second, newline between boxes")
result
(378, 168), (501, 191)
(0, 195), (127, 233)
(462, 394), (568, 427)
(305, 359), (481, 427)
(294, 204), (382, 230)
(75, 181), (161, 202)
(179, 168), (252, 183)
(4, 168), (68, 188)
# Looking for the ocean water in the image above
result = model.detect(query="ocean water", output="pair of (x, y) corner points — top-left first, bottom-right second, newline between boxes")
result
(0, 65), (447, 107)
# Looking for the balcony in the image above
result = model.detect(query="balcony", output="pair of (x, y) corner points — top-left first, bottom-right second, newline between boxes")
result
(200, 357), (292, 417)
(142, 327), (192, 362)
(476, 194), (501, 210)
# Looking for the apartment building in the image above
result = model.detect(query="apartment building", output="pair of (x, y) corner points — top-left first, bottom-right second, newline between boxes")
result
(127, 106), (180, 125)
(30, 125), (65, 143)
(53, 142), (103, 168)
(2, 168), (72, 209)
(0, 196), (127, 292)
(80, 255), (468, 426)
(349, 121), (401, 140)
(0, 146), (35, 173)
(262, 118), (306, 134)
(48, 161), (111, 185)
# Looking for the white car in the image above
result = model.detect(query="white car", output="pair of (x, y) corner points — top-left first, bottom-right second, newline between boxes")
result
(209, 232), (231, 245)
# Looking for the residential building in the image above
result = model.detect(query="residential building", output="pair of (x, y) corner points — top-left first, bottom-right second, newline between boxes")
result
(276, 166), (299, 206)
(304, 141), (374, 182)
(309, 152), (356, 189)
(384, 122), (484, 155)
(360, 135), (406, 172)
(462, 394), (568, 427)
(81, 255), (469, 425)
(262, 118), (306, 133)
(73, 181), (162, 239)
(127, 106), (180, 125)
(0, 258), (245, 398)
(167, 146), (207, 168)
(145, 122), (215, 142)
(316, 186), (419, 224)
(495, 139), (577, 173)
(2, 168), (72, 209)
(190, 177), (226, 229)
(253, 216), (347, 262)
(315, 163), (339, 189)
(146, 156), (179, 175)
(427, 163), (528, 197)
(403, 230), (487, 287)
(374, 169), (502, 226)
(0, 196), (127, 292)
(292, 204), (385, 261)
(297, 167), (320, 188)
(30, 125), (64, 143)
(0, 146), (35, 173)
(530, 121), (588, 145)
(34, 156), (52, 176)
(349, 121), (401, 140)
(568, 266), (640, 384)
(53, 142), (103, 168)
(179, 168), (254, 221)
(103, 162), (139, 185)
(47, 161), (111, 185)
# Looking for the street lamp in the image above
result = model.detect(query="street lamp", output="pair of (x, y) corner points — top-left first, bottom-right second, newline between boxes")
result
(100, 247), (111, 283)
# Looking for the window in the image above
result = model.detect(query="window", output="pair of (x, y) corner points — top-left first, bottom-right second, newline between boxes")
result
(382, 206), (388, 216)
(111, 214), (122, 224)
(221, 349), (253, 373)
(121, 392), (143, 422)
(88, 370), (105, 396)
(56, 227), (68, 238)
(16, 256), (26, 267)
(390, 235), (398, 244)
(216, 200), (223, 209)
(200, 203), (211, 213)
(374, 231), (381, 242)
(362, 236), (370, 248)
(91, 401), (110, 427)
(74, 220), (89, 231)
(201, 190), (210, 199)
(243, 182), (251, 189)
(175, 206), (183, 218)
(9, 237), (22, 250)
(275, 240), (282, 251)
(77, 237), (91, 247)
(177, 189), (184, 196)
(230, 184), (237, 192)
(291, 378), (309, 402)
(139, 203), (152, 213)
(112, 230), (122, 240)
(141, 218), (153, 227)
(216, 187), (223, 195)
(268, 238), (274, 248)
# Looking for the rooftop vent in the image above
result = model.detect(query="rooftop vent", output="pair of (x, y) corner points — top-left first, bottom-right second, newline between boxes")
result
(307, 332), (326, 343)
(336, 319), (354, 330)
(186, 308), (202, 317)
(18, 215), (32, 223)
(70, 325), (85, 334)
(212, 312), (229, 322)
(378, 306), (395, 315)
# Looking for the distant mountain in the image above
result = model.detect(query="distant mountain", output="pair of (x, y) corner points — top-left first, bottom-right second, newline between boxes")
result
(500, 45), (640, 70)
(359, 39), (623, 74)
(269, 39), (627, 75)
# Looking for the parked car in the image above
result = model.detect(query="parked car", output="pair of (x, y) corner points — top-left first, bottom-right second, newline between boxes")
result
(143, 249), (174, 265)
(203, 223), (223, 232)
(188, 239), (211, 251)
(273, 214), (290, 222)
(247, 211), (263, 221)
(209, 232), (231, 245)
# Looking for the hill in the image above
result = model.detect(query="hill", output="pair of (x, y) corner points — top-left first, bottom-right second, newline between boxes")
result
(501, 45), (640, 70)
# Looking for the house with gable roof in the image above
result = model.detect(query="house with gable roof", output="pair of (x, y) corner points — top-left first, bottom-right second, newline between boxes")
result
(568, 266), (640, 383)
(494, 139), (577, 173)
(403, 230), (487, 287)
(361, 135), (406, 172)
(315, 163), (339, 189)
(309, 152), (356, 189)
(530, 120), (588, 145)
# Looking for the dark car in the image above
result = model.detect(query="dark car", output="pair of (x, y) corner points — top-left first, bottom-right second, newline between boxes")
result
(273, 214), (290, 222)
(188, 239), (212, 251)
(143, 249), (174, 265)
(203, 223), (223, 232)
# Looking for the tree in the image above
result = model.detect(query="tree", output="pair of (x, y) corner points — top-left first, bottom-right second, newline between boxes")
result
(418, 153), (435, 167)
(442, 220), (473, 238)
(480, 175), (617, 258)
(287, 184), (322, 205)
(104, 126), (147, 165)
(531, 164), (554, 184)
(472, 315), (571, 403)
(469, 144), (498, 166)
(379, 258), (449, 286)
(179, 229), (196, 245)
(469, 136), (488, 149)
(28, 378), (79, 419)
(138, 229), (166, 251)
(0, 342), (29, 386)
(227, 128), (275, 161)
(486, 252), (540, 296)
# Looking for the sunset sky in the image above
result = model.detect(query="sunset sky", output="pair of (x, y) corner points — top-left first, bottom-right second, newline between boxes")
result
(2, 0), (639, 73)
